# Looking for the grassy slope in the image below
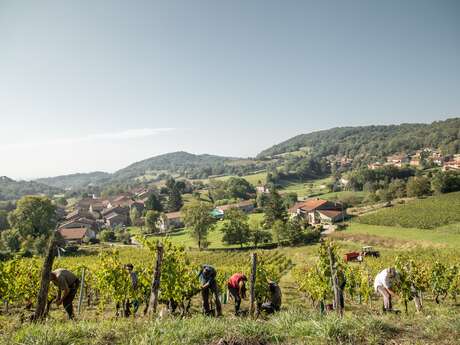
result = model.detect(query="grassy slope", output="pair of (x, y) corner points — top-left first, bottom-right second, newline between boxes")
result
(204, 171), (267, 186)
(356, 192), (460, 229)
(339, 222), (460, 248)
(6, 308), (460, 345)
(319, 190), (368, 201)
(277, 177), (332, 197)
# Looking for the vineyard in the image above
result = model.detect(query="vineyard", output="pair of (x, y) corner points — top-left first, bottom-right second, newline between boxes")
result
(0, 239), (292, 319)
(2, 238), (460, 344)
(356, 191), (460, 229)
(292, 242), (460, 314)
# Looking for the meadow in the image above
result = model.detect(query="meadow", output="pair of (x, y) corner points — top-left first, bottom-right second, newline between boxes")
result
(128, 213), (265, 249)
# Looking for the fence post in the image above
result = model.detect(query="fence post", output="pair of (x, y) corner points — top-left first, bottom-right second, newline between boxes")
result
(328, 245), (343, 317)
(249, 253), (257, 316)
(148, 241), (164, 316)
(77, 268), (86, 315)
(33, 231), (57, 322)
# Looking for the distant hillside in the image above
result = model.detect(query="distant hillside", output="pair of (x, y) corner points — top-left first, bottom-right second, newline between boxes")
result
(112, 151), (265, 180)
(257, 118), (460, 160)
(0, 176), (63, 201)
(35, 171), (111, 190)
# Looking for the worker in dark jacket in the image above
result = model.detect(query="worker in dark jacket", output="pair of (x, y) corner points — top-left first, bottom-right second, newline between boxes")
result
(50, 268), (80, 319)
(198, 264), (222, 316)
(260, 281), (282, 314)
(116, 263), (139, 317)
(337, 269), (347, 310)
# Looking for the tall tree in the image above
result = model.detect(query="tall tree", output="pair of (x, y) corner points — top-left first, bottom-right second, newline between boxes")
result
(272, 220), (287, 246)
(282, 192), (298, 209)
(406, 176), (431, 198)
(284, 217), (304, 245)
(130, 207), (140, 227)
(225, 177), (255, 200)
(145, 193), (163, 212)
(167, 185), (183, 212)
(263, 189), (287, 228)
(248, 216), (272, 248)
(145, 210), (161, 234)
(220, 208), (251, 248)
(8, 196), (57, 239)
(432, 171), (460, 194)
(183, 201), (215, 250)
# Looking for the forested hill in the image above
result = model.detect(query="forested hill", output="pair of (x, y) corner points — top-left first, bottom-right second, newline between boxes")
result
(0, 176), (63, 201)
(257, 118), (460, 159)
(35, 171), (111, 190)
(34, 152), (267, 189)
(112, 151), (264, 180)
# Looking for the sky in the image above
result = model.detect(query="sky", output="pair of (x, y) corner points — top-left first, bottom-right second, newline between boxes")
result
(0, 0), (459, 179)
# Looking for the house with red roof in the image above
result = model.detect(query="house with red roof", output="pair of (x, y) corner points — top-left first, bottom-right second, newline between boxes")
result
(289, 198), (346, 225)
(158, 211), (184, 232)
(57, 227), (96, 244)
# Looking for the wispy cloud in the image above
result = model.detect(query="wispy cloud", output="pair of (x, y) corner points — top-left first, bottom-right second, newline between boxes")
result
(0, 128), (175, 151)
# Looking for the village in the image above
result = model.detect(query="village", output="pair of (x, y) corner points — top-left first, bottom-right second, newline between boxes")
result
(367, 149), (460, 171)
(56, 185), (347, 246)
(56, 148), (460, 245)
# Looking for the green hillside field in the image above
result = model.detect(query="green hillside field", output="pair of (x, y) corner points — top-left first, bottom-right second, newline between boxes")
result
(356, 192), (460, 229)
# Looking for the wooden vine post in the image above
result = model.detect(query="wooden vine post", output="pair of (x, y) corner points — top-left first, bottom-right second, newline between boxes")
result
(249, 252), (257, 316)
(33, 231), (57, 322)
(328, 245), (343, 317)
(77, 268), (86, 315)
(148, 241), (164, 316)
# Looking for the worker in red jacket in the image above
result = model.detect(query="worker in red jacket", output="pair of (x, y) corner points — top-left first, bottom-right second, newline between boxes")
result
(227, 273), (247, 315)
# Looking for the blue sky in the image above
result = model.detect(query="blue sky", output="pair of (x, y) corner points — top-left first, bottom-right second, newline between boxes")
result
(0, 0), (459, 178)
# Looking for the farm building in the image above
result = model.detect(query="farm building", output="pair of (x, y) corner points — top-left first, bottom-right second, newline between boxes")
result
(101, 206), (130, 218)
(215, 200), (255, 215)
(289, 198), (346, 225)
(107, 195), (135, 208)
(105, 212), (129, 228)
(159, 211), (183, 231)
(57, 227), (96, 244)
(65, 209), (95, 221)
(59, 217), (98, 231)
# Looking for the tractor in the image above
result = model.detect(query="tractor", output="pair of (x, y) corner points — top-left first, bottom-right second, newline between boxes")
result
(344, 246), (380, 262)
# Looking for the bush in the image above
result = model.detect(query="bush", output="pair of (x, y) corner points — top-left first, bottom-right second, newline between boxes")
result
(116, 230), (131, 244)
(301, 229), (321, 244)
(99, 229), (116, 242)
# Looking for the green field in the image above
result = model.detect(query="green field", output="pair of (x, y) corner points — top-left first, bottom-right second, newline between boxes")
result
(319, 190), (368, 202)
(337, 222), (460, 248)
(277, 177), (333, 198)
(357, 192), (460, 229)
(132, 213), (265, 249)
(181, 191), (212, 206)
(205, 171), (267, 186)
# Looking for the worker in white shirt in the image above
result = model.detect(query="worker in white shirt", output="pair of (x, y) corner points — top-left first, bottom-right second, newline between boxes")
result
(374, 267), (399, 312)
